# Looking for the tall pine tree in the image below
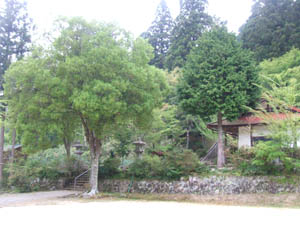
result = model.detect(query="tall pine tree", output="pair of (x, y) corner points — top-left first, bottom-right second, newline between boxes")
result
(166, 0), (212, 71)
(142, 0), (174, 69)
(0, 0), (32, 87)
(239, 0), (300, 62)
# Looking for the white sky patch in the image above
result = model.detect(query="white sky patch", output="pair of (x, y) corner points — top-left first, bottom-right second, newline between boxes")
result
(207, 0), (253, 33)
(24, 0), (253, 39)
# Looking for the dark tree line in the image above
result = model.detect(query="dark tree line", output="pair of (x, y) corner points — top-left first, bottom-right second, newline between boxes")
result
(144, 0), (300, 69)
(239, 0), (300, 62)
(142, 0), (212, 71)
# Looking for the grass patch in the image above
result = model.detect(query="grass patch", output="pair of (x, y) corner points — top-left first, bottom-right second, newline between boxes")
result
(269, 175), (300, 185)
(81, 192), (300, 208)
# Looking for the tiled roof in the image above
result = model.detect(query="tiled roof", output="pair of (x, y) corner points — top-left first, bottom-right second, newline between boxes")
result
(208, 113), (300, 128)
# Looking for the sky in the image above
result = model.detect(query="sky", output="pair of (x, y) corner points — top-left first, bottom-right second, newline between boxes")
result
(21, 0), (254, 38)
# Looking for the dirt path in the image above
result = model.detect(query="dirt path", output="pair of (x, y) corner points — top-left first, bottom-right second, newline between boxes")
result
(0, 190), (79, 207)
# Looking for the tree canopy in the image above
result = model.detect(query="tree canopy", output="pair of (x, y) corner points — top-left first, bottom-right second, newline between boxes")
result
(177, 27), (260, 167)
(239, 0), (300, 62)
(4, 49), (79, 156)
(5, 17), (167, 194)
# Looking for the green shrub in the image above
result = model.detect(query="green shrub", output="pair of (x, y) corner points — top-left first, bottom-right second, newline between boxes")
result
(127, 155), (164, 179)
(4, 146), (89, 192)
(251, 141), (298, 174)
(230, 141), (300, 176)
(163, 150), (200, 179)
(127, 150), (206, 180)
(227, 147), (254, 166)
(4, 161), (43, 192)
(99, 157), (121, 178)
(237, 161), (267, 176)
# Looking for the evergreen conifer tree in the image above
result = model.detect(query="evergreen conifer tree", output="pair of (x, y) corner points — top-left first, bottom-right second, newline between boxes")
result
(142, 0), (174, 69)
(177, 27), (260, 168)
(0, 0), (32, 88)
(166, 0), (212, 70)
(239, 0), (300, 62)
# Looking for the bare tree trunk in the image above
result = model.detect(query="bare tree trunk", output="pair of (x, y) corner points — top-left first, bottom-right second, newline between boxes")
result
(80, 115), (101, 196)
(0, 117), (5, 187)
(63, 138), (71, 158)
(10, 128), (16, 163)
(82, 124), (87, 146)
(217, 112), (225, 168)
(88, 136), (101, 195)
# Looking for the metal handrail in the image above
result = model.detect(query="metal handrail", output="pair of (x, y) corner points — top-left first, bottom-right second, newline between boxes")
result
(74, 169), (90, 190)
(201, 142), (218, 161)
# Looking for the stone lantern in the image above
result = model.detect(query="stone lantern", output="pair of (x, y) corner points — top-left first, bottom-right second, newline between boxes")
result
(133, 139), (146, 158)
(72, 142), (85, 156)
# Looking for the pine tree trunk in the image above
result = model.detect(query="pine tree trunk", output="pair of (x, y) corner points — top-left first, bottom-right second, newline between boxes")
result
(217, 112), (225, 168)
(0, 117), (5, 187)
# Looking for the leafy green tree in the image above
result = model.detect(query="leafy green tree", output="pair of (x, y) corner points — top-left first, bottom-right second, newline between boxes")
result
(0, 0), (32, 187)
(257, 48), (300, 157)
(112, 125), (134, 159)
(250, 95), (300, 174)
(238, 49), (300, 175)
(5, 18), (166, 195)
(259, 48), (300, 106)
(166, 0), (212, 70)
(239, 0), (300, 62)
(5, 48), (79, 157)
(177, 27), (260, 168)
(141, 0), (174, 69)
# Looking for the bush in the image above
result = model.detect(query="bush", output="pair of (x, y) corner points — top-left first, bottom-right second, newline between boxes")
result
(163, 150), (201, 179)
(228, 146), (254, 163)
(127, 155), (164, 179)
(99, 157), (121, 179)
(127, 149), (207, 180)
(4, 146), (89, 192)
(251, 141), (298, 175)
(229, 141), (300, 176)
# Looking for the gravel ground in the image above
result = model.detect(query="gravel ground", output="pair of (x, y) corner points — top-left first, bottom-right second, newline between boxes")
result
(1, 191), (300, 225)
(0, 190), (79, 207)
(0, 200), (300, 225)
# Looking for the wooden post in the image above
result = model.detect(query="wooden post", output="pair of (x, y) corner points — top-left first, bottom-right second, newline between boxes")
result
(217, 112), (225, 168)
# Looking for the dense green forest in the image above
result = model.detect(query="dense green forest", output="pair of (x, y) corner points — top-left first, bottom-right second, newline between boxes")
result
(1, 0), (300, 194)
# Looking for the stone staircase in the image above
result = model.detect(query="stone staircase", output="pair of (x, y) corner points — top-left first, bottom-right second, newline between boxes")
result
(65, 169), (90, 191)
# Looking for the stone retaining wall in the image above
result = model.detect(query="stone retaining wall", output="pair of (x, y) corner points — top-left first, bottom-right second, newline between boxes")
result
(99, 176), (300, 195)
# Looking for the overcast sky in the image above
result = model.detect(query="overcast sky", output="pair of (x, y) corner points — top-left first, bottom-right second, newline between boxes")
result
(23, 0), (254, 38)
